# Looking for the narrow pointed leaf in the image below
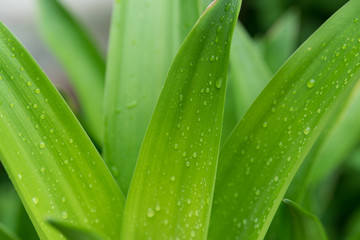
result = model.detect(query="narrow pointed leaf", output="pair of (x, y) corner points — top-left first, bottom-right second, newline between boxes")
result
(257, 8), (300, 73)
(209, 1), (360, 239)
(47, 218), (104, 240)
(121, 0), (242, 239)
(0, 22), (124, 239)
(37, 0), (105, 144)
(0, 224), (20, 240)
(283, 199), (328, 240)
(104, 0), (200, 194)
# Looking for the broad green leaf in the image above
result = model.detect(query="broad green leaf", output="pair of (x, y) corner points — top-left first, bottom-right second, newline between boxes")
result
(209, 1), (360, 239)
(0, 22), (124, 239)
(120, 0), (242, 239)
(283, 199), (328, 240)
(257, 8), (300, 73)
(0, 223), (20, 240)
(47, 218), (104, 240)
(104, 0), (200, 194)
(37, 0), (105, 144)
(285, 79), (360, 204)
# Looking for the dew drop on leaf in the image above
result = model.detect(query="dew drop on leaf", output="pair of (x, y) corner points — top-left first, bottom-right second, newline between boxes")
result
(303, 126), (311, 135)
(147, 208), (155, 218)
(39, 142), (45, 149)
(32, 197), (39, 205)
(306, 79), (316, 88)
(215, 77), (223, 89)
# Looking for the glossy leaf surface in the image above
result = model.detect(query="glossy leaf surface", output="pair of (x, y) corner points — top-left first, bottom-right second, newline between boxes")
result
(0, 22), (124, 239)
(209, 1), (360, 239)
(121, 0), (242, 238)
(104, 0), (200, 194)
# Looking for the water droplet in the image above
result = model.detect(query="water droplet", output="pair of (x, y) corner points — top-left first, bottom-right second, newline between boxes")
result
(18, 174), (22, 180)
(210, 55), (215, 62)
(262, 122), (268, 128)
(39, 142), (45, 149)
(34, 88), (40, 94)
(61, 211), (68, 219)
(354, 18), (359, 23)
(186, 161), (190, 167)
(174, 143), (178, 149)
(303, 126), (311, 135)
(225, 2), (232, 11)
(126, 100), (138, 109)
(49, 129), (54, 133)
(69, 139), (73, 144)
(193, 152), (197, 158)
(40, 114), (45, 119)
(40, 167), (45, 174)
(215, 78), (223, 89)
(147, 208), (155, 218)
(32, 197), (39, 205)
(155, 203), (161, 211)
(26, 81), (31, 86)
(33, 104), (38, 109)
(306, 79), (315, 89)
(10, 103), (14, 108)
(191, 231), (196, 237)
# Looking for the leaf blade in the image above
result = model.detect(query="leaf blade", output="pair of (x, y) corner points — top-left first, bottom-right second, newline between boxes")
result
(0, 22), (124, 239)
(103, 0), (200, 194)
(283, 199), (328, 240)
(37, 0), (105, 144)
(120, 0), (242, 238)
(209, 1), (360, 239)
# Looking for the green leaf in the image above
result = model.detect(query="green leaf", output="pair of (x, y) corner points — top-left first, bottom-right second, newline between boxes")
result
(37, 0), (105, 144)
(257, 8), (300, 73)
(209, 1), (360, 239)
(345, 207), (360, 240)
(47, 218), (104, 240)
(0, 224), (20, 240)
(228, 23), (272, 120)
(282, 199), (328, 240)
(120, 0), (242, 239)
(0, 22), (124, 239)
(103, 0), (200, 194)
(311, 80), (360, 185)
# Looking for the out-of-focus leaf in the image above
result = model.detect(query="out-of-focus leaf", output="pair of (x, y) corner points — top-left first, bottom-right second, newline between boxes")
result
(345, 207), (360, 240)
(257, 8), (300, 73)
(0, 22), (124, 239)
(209, 1), (360, 239)
(283, 199), (328, 240)
(103, 0), (200, 194)
(37, 0), (105, 144)
(0, 223), (20, 240)
(311, 80), (360, 185)
(47, 218), (104, 240)
(120, 0), (242, 239)
(228, 23), (272, 120)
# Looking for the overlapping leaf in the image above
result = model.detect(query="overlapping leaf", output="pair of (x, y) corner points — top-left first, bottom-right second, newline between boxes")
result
(37, 0), (105, 144)
(120, 0), (242, 238)
(0, 22), (124, 239)
(209, 1), (360, 239)
(104, 0), (200, 194)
